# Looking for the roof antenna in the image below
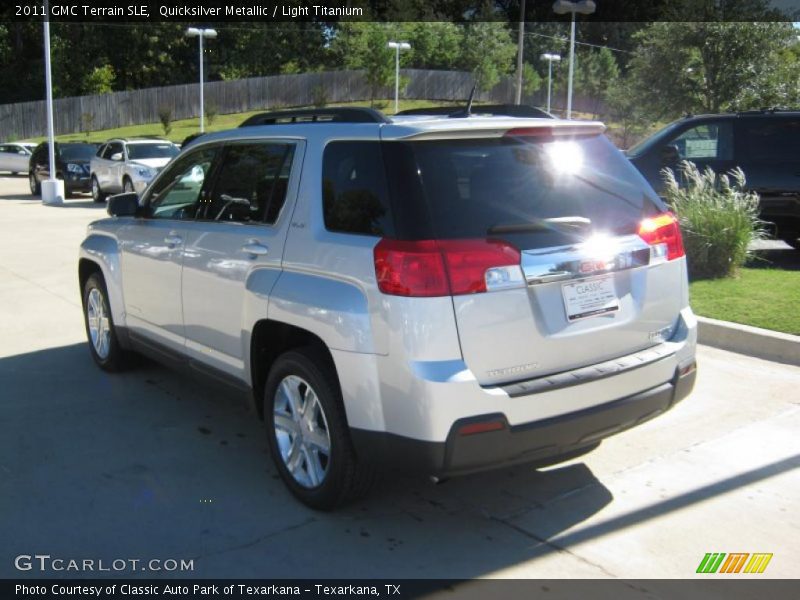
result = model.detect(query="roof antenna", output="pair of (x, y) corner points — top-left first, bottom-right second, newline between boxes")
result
(449, 80), (479, 118)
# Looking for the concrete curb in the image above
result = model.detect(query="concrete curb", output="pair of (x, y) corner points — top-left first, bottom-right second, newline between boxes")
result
(697, 316), (800, 367)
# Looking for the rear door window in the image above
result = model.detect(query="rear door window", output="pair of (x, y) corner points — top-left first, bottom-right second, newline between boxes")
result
(740, 118), (800, 162)
(201, 142), (296, 223)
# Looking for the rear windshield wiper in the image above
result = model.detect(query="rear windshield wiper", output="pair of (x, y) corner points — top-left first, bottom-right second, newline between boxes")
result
(487, 217), (591, 235)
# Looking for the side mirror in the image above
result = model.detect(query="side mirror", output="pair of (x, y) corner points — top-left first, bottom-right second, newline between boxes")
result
(107, 192), (140, 217)
(110, 152), (123, 161)
(660, 144), (681, 165)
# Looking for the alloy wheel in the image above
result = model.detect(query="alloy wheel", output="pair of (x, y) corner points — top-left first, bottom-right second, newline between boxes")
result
(273, 375), (331, 488)
(86, 287), (111, 359)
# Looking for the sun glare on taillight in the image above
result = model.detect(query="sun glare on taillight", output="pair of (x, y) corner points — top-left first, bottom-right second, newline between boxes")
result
(374, 238), (521, 297)
(638, 212), (685, 261)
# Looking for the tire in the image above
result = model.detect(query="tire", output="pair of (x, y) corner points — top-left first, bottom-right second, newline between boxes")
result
(82, 272), (131, 372)
(264, 348), (374, 510)
(91, 176), (107, 203)
(123, 177), (135, 194)
(29, 172), (40, 196)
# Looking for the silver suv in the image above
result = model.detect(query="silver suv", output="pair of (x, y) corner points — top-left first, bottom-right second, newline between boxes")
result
(90, 137), (180, 202)
(78, 106), (697, 509)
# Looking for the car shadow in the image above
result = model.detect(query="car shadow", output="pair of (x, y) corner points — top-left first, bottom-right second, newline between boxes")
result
(2, 343), (794, 578)
(748, 247), (800, 271)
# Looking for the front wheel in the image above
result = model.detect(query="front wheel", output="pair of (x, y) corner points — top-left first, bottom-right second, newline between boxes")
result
(91, 176), (106, 203)
(82, 272), (131, 371)
(29, 172), (40, 196)
(264, 348), (374, 510)
(123, 178), (135, 194)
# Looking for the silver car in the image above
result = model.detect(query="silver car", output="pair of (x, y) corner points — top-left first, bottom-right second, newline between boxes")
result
(0, 142), (36, 174)
(90, 137), (180, 202)
(78, 107), (697, 509)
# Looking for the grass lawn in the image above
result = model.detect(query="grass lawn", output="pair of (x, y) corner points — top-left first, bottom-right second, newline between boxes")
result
(23, 99), (465, 145)
(690, 268), (800, 335)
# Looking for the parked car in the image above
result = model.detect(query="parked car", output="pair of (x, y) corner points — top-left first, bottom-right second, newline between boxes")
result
(627, 109), (800, 249)
(79, 106), (697, 509)
(29, 142), (98, 196)
(90, 137), (180, 202)
(0, 142), (36, 174)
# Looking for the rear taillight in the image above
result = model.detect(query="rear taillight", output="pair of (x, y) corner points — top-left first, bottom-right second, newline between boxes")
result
(638, 212), (685, 261)
(374, 238), (522, 297)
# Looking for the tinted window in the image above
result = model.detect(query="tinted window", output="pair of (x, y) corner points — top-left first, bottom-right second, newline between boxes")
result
(669, 122), (733, 160)
(387, 135), (661, 249)
(0, 145), (9, 153)
(741, 119), (800, 162)
(199, 142), (295, 223)
(61, 145), (98, 161)
(322, 141), (394, 236)
(146, 148), (217, 220)
(127, 143), (180, 160)
(96, 144), (107, 158)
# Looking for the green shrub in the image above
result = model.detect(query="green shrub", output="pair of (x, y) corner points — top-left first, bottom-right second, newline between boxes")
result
(158, 106), (172, 136)
(311, 84), (328, 108)
(662, 161), (764, 280)
(205, 103), (218, 126)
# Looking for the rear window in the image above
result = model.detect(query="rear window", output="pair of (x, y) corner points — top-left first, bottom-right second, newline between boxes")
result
(384, 134), (662, 249)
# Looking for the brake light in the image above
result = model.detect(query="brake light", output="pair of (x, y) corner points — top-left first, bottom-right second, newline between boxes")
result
(638, 212), (685, 261)
(504, 124), (605, 139)
(374, 238), (521, 297)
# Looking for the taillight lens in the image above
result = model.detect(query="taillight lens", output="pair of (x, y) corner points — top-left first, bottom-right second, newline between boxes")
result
(374, 238), (521, 297)
(638, 212), (685, 261)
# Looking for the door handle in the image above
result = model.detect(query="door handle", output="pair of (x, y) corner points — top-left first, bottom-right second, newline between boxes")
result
(164, 233), (182, 247)
(241, 241), (268, 257)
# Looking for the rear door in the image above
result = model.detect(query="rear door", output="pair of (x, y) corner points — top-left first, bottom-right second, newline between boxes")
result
(392, 132), (686, 386)
(180, 139), (302, 379)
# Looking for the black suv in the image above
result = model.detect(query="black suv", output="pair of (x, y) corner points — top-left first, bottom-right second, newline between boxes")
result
(627, 110), (800, 249)
(29, 142), (98, 197)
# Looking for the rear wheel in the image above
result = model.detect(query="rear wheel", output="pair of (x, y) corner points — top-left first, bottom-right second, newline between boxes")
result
(82, 272), (131, 371)
(29, 172), (40, 196)
(91, 176), (106, 203)
(264, 348), (374, 510)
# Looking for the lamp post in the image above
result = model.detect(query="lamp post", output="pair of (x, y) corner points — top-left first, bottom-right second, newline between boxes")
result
(185, 27), (217, 133)
(540, 53), (561, 114)
(514, 0), (527, 104)
(387, 41), (411, 114)
(552, 0), (596, 119)
(41, 0), (63, 205)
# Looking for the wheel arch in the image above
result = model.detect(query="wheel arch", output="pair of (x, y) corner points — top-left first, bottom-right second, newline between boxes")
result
(78, 234), (128, 338)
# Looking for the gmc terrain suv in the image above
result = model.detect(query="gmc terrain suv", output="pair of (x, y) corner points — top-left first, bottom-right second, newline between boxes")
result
(90, 137), (180, 202)
(627, 109), (800, 249)
(79, 106), (697, 509)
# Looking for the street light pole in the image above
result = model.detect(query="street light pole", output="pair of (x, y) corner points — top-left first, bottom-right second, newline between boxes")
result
(185, 27), (217, 133)
(41, 0), (63, 205)
(540, 53), (561, 113)
(514, 0), (527, 105)
(552, 0), (596, 119)
(387, 41), (411, 114)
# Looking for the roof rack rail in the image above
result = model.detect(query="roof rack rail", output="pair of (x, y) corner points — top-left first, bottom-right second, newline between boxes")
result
(240, 107), (389, 127)
(396, 104), (554, 119)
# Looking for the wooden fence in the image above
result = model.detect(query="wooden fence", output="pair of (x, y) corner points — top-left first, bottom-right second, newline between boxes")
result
(0, 69), (603, 140)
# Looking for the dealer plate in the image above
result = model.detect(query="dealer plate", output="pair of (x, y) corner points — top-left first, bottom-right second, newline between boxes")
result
(562, 275), (619, 321)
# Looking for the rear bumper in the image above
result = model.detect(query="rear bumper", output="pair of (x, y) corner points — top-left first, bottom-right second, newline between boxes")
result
(351, 364), (696, 477)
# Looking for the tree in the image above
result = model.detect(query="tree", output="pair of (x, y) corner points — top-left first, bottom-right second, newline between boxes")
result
(457, 22), (516, 92)
(83, 65), (115, 95)
(628, 22), (796, 119)
(330, 23), (395, 105)
(574, 47), (619, 118)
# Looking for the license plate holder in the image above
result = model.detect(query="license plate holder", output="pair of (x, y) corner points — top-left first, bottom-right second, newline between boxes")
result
(562, 275), (619, 321)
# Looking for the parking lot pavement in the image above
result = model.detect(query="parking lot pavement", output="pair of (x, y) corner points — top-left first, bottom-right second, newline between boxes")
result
(1, 176), (798, 580)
